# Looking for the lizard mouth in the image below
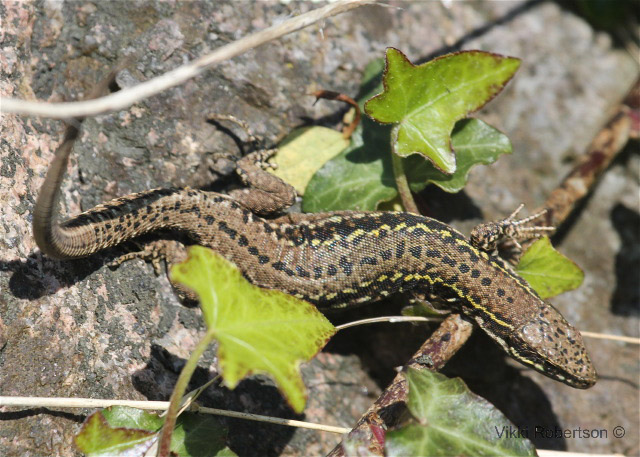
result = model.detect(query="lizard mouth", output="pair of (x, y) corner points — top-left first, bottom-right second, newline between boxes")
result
(508, 336), (597, 389)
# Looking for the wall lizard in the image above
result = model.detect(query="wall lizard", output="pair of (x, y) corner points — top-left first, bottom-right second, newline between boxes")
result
(32, 118), (597, 389)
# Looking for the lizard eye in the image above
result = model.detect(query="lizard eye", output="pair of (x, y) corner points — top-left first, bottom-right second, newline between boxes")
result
(519, 319), (559, 360)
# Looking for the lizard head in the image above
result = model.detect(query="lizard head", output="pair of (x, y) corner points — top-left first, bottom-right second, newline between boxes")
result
(508, 302), (597, 389)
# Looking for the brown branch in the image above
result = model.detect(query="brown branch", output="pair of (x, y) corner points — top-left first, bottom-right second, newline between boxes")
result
(2, 0), (371, 119)
(327, 315), (473, 457)
(538, 78), (637, 230)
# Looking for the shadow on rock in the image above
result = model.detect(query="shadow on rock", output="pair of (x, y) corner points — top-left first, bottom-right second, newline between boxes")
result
(132, 344), (299, 457)
(0, 407), (85, 424)
(610, 203), (640, 316)
(2, 253), (105, 300)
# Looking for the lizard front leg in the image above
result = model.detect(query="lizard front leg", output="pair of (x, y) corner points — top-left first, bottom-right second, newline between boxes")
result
(470, 204), (555, 252)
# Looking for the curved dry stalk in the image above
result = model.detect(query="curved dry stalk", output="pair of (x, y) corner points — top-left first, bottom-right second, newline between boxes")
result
(1, 0), (372, 119)
(335, 315), (441, 331)
(0, 396), (350, 434)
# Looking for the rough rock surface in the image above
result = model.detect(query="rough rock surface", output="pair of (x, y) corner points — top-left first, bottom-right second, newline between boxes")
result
(0, 1), (637, 456)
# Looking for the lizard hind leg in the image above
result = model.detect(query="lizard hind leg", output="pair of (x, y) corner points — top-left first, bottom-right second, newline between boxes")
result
(108, 239), (187, 275)
(108, 239), (198, 302)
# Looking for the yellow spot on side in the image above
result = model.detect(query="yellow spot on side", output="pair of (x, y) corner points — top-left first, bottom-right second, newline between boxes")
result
(419, 263), (514, 330)
(460, 286), (513, 330)
(509, 347), (542, 370)
(370, 224), (391, 237)
(346, 229), (365, 242)
(453, 238), (537, 298)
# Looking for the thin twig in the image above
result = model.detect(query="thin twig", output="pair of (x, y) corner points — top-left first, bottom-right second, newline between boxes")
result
(158, 375), (220, 419)
(311, 90), (362, 139)
(0, 396), (171, 410)
(334, 316), (640, 344)
(580, 331), (640, 345)
(334, 316), (638, 344)
(0, 394), (632, 456)
(335, 315), (441, 331)
(194, 406), (349, 434)
(0, 396), (350, 434)
(1, 0), (372, 119)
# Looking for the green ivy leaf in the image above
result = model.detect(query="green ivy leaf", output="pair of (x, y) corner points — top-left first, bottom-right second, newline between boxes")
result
(406, 118), (512, 193)
(302, 117), (512, 211)
(74, 407), (234, 457)
(365, 48), (520, 174)
(516, 236), (584, 299)
(386, 369), (536, 457)
(169, 413), (237, 457)
(302, 119), (396, 212)
(102, 406), (163, 431)
(303, 53), (515, 211)
(74, 411), (156, 457)
(170, 246), (336, 412)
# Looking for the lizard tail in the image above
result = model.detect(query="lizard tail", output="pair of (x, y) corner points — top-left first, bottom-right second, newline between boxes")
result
(32, 61), (127, 259)
(33, 123), (83, 258)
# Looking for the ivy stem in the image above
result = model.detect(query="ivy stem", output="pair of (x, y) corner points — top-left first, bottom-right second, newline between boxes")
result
(157, 328), (218, 457)
(391, 150), (419, 214)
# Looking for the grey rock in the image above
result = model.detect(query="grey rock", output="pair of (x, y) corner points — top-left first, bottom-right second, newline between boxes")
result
(0, 1), (637, 456)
